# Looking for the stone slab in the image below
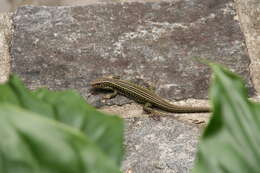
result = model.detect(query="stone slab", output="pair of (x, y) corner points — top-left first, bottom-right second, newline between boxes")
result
(11, 1), (253, 106)
(0, 13), (12, 83)
(234, 0), (260, 95)
(10, 1), (254, 172)
(122, 117), (200, 173)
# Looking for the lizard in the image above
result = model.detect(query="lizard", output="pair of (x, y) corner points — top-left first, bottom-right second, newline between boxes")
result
(91, 76), (211, 115)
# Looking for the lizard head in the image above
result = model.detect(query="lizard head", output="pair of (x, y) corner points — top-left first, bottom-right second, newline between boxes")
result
(90, 77), (114, 89)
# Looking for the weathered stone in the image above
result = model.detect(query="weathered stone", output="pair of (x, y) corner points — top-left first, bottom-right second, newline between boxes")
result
(234, 0), (260, 94)
(10, 1), (254, 172)
(0, 13), (12, 83)
(122, 117), (200, 173)
(11, 1), (253, 106)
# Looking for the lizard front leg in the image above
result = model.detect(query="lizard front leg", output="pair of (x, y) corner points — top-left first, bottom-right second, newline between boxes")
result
(103, 89), (118, 99)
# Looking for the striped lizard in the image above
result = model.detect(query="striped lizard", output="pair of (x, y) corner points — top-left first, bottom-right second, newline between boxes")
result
(91, 76), (210, 115)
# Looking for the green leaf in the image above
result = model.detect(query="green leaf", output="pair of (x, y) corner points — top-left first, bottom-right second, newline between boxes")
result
(0, 75), (54, 118)
(0, 75), (123, 166)
(0, 104), (121, 173)
(192, 64), (260, 173)
(33, 89), (124, 165)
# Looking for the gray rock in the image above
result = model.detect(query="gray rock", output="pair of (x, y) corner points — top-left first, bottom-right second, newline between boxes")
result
(0, 13), (12, 83)
(234, 0), (260, 95)
(10, 1), (254, 173)
(11, 1), (254, 106)
(123, 117), (200, 173)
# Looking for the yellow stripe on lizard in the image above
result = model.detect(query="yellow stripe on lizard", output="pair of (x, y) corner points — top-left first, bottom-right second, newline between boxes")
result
(91, 76), (210, 114)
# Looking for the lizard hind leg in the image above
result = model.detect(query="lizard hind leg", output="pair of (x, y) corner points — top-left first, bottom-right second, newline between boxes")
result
(143, 102), (154, 114)
(143, 102), (162, 120)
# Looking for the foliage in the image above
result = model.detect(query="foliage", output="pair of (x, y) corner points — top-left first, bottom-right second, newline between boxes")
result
(0, 75), (123, 173)
(193, 64), (260, 173)
(1, 63), (259, 173)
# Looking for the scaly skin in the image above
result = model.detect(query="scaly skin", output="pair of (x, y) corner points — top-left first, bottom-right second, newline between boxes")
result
(91, 76), (211, 113)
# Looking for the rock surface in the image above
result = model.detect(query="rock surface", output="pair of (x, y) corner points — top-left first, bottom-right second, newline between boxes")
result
(122, 117), (200, 173)
(11, 1), (253, 104)
(9, 1), (254, 172)
(234, 0), (260, 95)
(0, 13), (12, 83)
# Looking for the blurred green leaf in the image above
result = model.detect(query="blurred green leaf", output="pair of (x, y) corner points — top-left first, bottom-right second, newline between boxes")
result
(33, 89), (124, 165)
(0, 75), (123, 166)
(0, 104), (121, 173)
(192, 64), (260, 173)
(0, 75), (54, 118)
